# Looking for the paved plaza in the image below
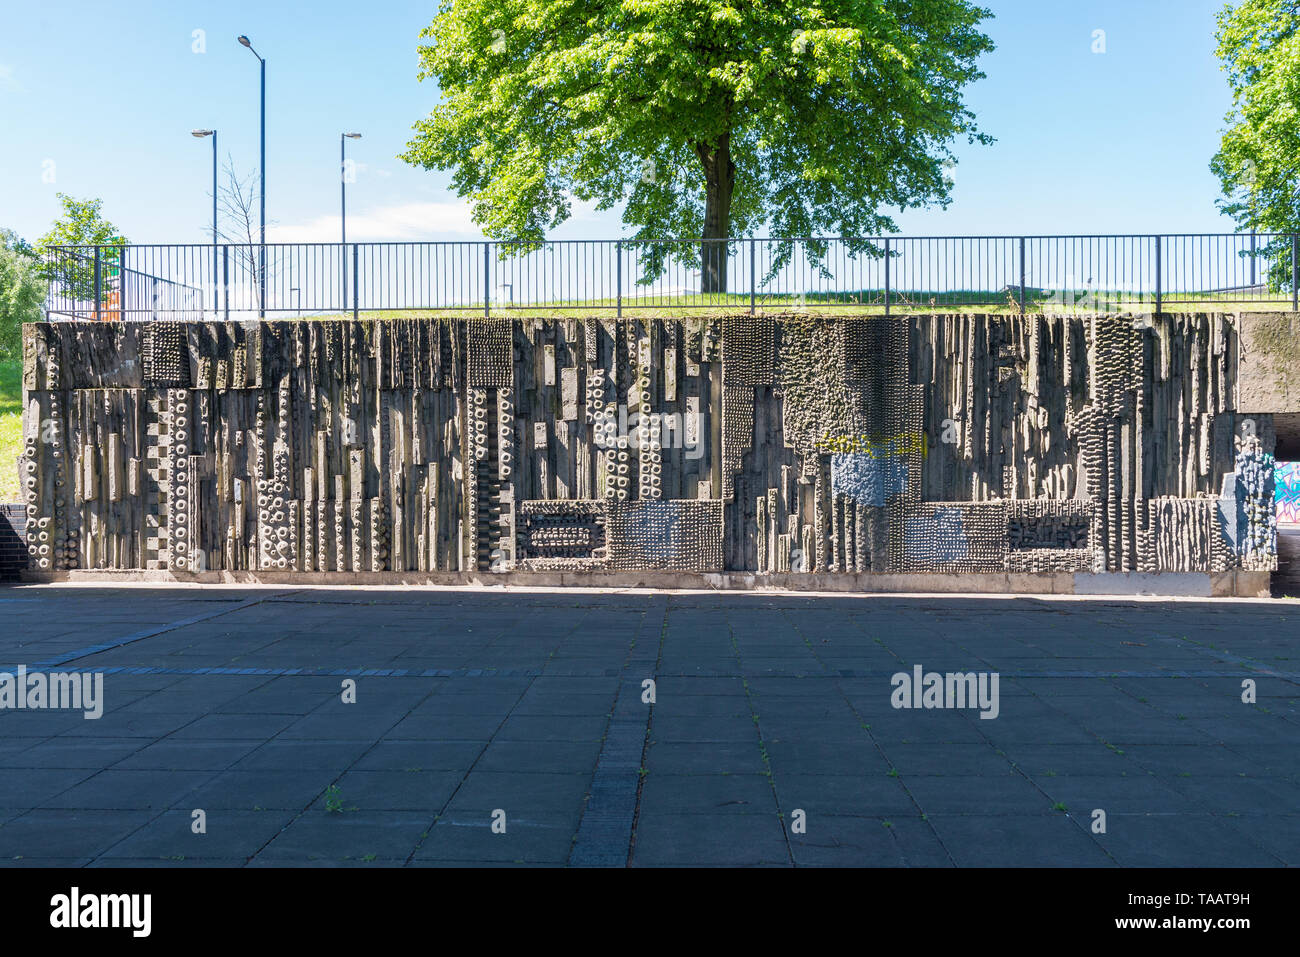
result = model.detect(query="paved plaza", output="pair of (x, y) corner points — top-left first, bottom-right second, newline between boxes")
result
(0, 584), (1295, 867)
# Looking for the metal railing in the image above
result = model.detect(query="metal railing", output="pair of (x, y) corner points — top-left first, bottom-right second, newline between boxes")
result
(42, 234), (1300, 320)
(42, 246), (205, 321)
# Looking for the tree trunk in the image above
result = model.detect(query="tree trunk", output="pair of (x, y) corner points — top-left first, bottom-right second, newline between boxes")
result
(697, 136), (735, 295)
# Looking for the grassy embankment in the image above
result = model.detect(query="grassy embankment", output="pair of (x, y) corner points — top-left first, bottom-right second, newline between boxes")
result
(0, 359), (20, 502)
(272, 288), (1300, 321)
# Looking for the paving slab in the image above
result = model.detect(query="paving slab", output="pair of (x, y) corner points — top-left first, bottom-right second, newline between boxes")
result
(0, 583), (1295, 866)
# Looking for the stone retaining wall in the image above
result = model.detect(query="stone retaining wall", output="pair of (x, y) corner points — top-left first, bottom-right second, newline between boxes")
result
(14, 313), (1287, 591)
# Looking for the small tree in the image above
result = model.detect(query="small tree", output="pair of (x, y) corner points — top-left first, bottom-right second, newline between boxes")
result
(35, 194), (128, 303)
(217, 156), (274, 312)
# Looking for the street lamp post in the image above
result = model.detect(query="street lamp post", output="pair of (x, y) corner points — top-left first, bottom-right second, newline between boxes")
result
(238, 35), (266, 317)
(341, 132), (361, 307)
(191, 129), (217, 316)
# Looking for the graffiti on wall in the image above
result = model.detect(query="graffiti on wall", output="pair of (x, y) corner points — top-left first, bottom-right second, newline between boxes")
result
(1277, 461), (1300, 525)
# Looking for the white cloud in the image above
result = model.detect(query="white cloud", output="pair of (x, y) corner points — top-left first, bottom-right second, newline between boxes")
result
(268, 201), (482, 243)
(566, 195), (603, 222)
(350, 162), (393, 179)
(269, 194), (614, 245)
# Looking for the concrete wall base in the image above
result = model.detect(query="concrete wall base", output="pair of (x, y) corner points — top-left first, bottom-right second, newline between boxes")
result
(18, 568), (1275, 597)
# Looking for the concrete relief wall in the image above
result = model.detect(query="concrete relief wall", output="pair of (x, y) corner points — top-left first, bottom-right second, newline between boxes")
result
(16, 313), (1279, 583)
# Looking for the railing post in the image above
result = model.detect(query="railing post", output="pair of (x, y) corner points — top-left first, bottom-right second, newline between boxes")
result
(42, 251), (51, 321)
(1018, 237), (1027, 313)
(1292, 235), (1298, 312)
(352, 245), (360, 321)
(883, 239), (890, 317)
(750, 239), (756, 315)
(483, 242), (491, 317)
(1154, 235), (1162, 315)
(616, 240), (623, 318)
(222, 246), (229, 321)
(94, 247), (102, 321)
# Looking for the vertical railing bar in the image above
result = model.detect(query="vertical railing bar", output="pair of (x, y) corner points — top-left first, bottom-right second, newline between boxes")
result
(750, 239), (757, 315)
(884, 238), (891, 316)
(1018, 237), (1025, 314)
(1155, 235), (1163, 315)
(94, 247), (102, 321)
(1292, 234), (1298, 311)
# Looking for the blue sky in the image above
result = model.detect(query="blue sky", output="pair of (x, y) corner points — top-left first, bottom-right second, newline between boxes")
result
(0, 0), (1242, 244)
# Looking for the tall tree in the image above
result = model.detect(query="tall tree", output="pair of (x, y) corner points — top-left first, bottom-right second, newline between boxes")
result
(0, 230), (44, 359)
(401, 0), (994, 292)
(1, 228), (35, 259)
(1211, 0), (1300, 286)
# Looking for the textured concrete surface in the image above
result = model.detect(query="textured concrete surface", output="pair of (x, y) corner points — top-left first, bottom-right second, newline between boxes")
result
(0, 583), (1295, 867)
(1238, 312), (1300, 414)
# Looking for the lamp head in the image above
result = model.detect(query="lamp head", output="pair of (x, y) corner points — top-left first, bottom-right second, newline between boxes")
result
(191, 129), (214, 138)
(343, 132), (362, 139)
(237, 35), (251, 47)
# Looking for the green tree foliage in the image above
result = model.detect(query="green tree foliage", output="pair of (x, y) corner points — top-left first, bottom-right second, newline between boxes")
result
(1, 228), (34, 259)
(35, 194), (128, 302)
(1211, 0), (1300, 288)
(0, 230), (44, 359)
(401, 0), (994, 291)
